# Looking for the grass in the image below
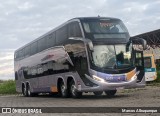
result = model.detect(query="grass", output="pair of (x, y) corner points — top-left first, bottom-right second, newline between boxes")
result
(0, 80), (17, 94)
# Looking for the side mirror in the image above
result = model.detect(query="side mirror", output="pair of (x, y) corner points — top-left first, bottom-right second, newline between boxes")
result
(126, 40), (132, 52)
(131, 37), (147, 50)
(142, 39), (147, 50)
(68, 37), (94, 51)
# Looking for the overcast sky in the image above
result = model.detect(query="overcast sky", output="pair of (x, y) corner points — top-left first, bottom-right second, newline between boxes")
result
(0, 0), (160, 80)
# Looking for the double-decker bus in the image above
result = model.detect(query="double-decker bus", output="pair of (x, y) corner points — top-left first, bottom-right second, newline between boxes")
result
(144, 54), (157, 81)
(14, 17), (147, 98)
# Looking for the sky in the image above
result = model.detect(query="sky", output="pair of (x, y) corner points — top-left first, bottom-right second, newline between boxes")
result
(0, 0), (160, 80)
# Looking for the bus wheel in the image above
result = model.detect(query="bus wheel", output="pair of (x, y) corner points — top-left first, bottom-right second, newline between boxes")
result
(27, 84), (35, 97)
(70, 80), (82, 98)
(93, 91), (103, 96)
(60, 81), (68, 98)
(105, 90), (117, 97)
(22, 84), (27, 97)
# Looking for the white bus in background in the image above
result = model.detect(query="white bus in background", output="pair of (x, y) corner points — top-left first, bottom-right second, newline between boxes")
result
(144, 54), (157, 81)
(14, 17), (147, 98)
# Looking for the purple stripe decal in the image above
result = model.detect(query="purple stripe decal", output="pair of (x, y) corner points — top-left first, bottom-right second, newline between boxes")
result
(97, 72), (126, 82)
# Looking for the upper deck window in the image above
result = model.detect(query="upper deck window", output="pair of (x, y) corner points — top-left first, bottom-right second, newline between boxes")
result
(56, 25), (68, 45)
(68, 22), (82, 37)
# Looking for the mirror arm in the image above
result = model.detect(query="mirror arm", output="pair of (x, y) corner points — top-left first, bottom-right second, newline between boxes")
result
(130, 37), (147, 50)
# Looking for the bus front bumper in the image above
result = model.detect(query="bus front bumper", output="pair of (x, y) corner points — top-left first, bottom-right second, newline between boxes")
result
(78, 75), (143, 92)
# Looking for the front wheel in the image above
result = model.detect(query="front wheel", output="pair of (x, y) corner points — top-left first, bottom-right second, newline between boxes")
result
(70, 80), (82, 98)
(27, 84), (36, 97)
(105, 90), (117, 97)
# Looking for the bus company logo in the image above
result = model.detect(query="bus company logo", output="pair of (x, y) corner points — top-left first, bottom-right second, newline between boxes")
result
(41, 54), (54, 61)
(2, 108), (11, 113)
(106, 76), (113, 81)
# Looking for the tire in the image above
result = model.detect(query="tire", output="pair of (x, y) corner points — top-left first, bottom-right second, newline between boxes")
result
(60, 81), (68, 98)
(22, 84), (28, 97)
(105, 90), (117, 97)
(93, 91), (103, 96)
(70, 80), (82, 98)
(26, 84), (35, 97)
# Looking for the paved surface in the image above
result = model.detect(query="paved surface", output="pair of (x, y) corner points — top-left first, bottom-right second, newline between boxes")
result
(0, 86), (160, 116)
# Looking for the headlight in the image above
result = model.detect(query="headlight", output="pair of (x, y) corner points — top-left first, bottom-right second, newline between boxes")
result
(92, 75), (105, 82)
(130, 74), (137, 81)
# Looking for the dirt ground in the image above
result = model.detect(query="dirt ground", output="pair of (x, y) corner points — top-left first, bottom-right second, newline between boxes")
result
(0, 85), (159, 116)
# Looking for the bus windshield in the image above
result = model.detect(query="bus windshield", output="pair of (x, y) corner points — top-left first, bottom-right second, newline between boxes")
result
(91, 44), (132, 69)
(83, 19), (128, 39)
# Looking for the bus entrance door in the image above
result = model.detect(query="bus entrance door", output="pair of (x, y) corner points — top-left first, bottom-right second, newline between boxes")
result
(134, 50), (145, 85)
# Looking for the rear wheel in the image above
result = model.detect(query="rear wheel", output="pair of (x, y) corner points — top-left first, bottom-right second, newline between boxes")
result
(22, 84), (27, 97)
(105, 90), (117, 97)
(60, 81), (68, 98)
(26, 84), (38, 97)
(70, 80), (82, 98)
(93, 91), (103, 96)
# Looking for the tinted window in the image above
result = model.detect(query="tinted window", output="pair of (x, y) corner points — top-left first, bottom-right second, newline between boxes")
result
(68, 22), (82, 37)
(56, 26), (68, 45)
(24, 45), (30, 57)
(144, 57), (152, 68)
(31, 42), (38, 55)
(38, 38), (47, 52)
(19, 49), (24, 59)
(47, 33), (55, 48)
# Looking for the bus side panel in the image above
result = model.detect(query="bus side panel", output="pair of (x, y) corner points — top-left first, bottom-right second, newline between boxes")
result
(15, 42), (89, 94)
(15, 46), (73, 93)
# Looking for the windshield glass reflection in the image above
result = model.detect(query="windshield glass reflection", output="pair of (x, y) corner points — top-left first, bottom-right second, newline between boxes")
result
(91, 44), (132, 69)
